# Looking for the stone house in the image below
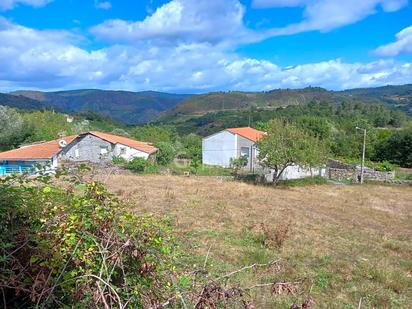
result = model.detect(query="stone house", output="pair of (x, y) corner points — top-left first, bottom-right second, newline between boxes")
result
(0, 131), (157, 175)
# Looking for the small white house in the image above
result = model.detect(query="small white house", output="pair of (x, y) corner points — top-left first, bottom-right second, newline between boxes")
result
(202, 127), (265, 172)
(202, 127), (326, 180)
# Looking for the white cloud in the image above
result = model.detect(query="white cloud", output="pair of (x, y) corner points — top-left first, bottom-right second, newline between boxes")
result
(0, 0), (52, 10)
(91, 0), (258, 46)
(0, 17), (411, 92)
(254, 0), (408, 35)
(95, 0), (111, 10)
(375, 25), (412, 56)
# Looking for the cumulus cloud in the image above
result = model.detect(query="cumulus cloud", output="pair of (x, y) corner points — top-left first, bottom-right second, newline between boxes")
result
(91, 0), (259, 46)
(375, 25), (412, 56)
(1, 17), (411, 92)
(253, 0), (408, 35)
(0, 0), (52, 10)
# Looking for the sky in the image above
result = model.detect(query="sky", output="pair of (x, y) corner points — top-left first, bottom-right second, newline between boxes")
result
(0, 0), (411, 93)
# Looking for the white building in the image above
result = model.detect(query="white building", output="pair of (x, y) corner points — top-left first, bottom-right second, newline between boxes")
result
(202, 127), (265, 172)
(202, 127), (326, 180)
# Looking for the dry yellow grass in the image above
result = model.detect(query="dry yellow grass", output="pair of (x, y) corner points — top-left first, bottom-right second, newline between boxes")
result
(99, 175), (412, 308)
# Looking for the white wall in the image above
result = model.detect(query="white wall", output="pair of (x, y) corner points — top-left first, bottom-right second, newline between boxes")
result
(278, 165), (326, 180)
(202, 131), (237, 167)
(114, 143), (149, 161)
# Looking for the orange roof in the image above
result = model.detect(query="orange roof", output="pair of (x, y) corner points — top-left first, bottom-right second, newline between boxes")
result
(0, 135), (76, 161)
(89, 131), (158, 154)
(226, 127), (266, 142)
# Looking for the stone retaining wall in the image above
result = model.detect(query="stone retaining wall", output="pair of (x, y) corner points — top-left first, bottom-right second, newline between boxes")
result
(328, 167), (395, 182)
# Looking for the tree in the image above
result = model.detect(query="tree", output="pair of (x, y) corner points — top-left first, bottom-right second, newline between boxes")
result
(230, 156), (248, 176)
(0, 106), (31, 150)
(373, 128), (412, 167)
(257, 119), (327, 184)
(155, 142), (176, 165)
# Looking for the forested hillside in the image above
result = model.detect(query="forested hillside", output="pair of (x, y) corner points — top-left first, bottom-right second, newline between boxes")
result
(161, 86), (385, 118)
(343, 84), (412, 114)
(9, 89), (192, 124)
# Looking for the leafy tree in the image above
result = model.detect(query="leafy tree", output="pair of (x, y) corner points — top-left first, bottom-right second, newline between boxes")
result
(230, 156), (248, 176)
(132, 125), (177, 144)
(257, 119), (327, 184)
(294, 116), (331, 140)
(0, 106), (32, 150)
(155, 142), (176, 166)
(373, 128), (412, 167)
(180, 134), (202, 161)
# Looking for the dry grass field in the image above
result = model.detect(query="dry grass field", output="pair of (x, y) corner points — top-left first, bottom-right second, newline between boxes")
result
(99, 175), (412, 308)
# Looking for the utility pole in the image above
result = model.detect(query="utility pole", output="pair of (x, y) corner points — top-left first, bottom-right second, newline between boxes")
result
(356, 127), (367, 184)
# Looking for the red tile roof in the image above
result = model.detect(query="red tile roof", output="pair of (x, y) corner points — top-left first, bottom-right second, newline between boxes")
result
(0, 135), (76, 161)
(89, 131), (158, 154)
(226, 127), (266, 142)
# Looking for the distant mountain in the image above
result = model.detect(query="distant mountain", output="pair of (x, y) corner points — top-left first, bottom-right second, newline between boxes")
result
(161, 86), (382, 118)
(2, 85), (412, 126)
(8, 89), (192, 124)
(0, 92), (45, 110)
(343, 84), (412, 114)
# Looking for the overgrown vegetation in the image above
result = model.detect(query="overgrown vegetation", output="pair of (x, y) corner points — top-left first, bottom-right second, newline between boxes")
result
(1, 170), (313, 308)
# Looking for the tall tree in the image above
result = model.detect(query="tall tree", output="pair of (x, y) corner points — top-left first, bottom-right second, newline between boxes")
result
(257, 119), (327, 184)
(0, 106), (31, 150)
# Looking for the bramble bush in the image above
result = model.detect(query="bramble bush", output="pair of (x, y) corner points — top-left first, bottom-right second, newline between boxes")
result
(0, 169), (178, 308)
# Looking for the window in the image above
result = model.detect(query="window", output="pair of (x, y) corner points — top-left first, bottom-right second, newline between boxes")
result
(240, 147), (249, 158)
(100, 146), (109, 155)
(74, 149), (80, 158)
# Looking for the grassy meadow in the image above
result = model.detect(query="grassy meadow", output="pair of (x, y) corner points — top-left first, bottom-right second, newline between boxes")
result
(98, 174), (412, 308)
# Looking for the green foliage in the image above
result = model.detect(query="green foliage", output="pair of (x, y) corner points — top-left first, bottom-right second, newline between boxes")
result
(0, 106), (32, 150)
(276, 176), (328, 187)
(132, 124), (177, 144)
(230, 156), (248, 176)
(179, 133), (202, 161)
(0, 171), (178, 308)
(373, 128), (412, 167)
(155, 142), (176, 166)
(125, 157), (159, 173)
(112, 156), (127, 165)
(258, 119), (327, 183)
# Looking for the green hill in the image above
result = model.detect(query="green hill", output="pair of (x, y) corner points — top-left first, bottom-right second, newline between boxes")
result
(9, 89), (192, 124)
(161, 86), (383, 118)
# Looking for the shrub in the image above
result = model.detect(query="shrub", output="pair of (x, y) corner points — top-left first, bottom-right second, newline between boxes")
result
(112, 155), (127, 165)
(0, 170), (178, 308)
(230, 156), (248, 176)
(155, 142), (176, 166)
(123, 157), (158, 174)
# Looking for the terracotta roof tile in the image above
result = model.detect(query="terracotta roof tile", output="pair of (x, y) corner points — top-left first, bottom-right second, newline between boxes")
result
(226, 127), (266, 142)
(0, 135), (76, 161)
(89, 131), (158, 154)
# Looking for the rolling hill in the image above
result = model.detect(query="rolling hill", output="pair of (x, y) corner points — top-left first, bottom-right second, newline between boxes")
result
(1, 85), (412, 127)
(161, 86), (384, 118)
(8, 89), (192, 125)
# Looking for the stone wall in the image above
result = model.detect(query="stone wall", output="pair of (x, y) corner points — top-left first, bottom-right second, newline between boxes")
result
(328, 167), (395, 182)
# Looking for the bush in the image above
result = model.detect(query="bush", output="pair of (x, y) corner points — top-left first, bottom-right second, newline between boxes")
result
(155, 142), (176, 166)
(0, 170), (178, 308)
(112, 155), (127, 165)
(125, 157), (158, 174)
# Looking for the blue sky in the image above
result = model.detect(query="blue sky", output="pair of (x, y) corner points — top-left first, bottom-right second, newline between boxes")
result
(0, 0), (411, 92)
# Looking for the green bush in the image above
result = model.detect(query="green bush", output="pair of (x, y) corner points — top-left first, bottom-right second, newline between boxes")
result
(155, 142), (176, 166)
(0, 170), (178, 308)
(112, 155), (127, 165)
(125, 157), (158, 173)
